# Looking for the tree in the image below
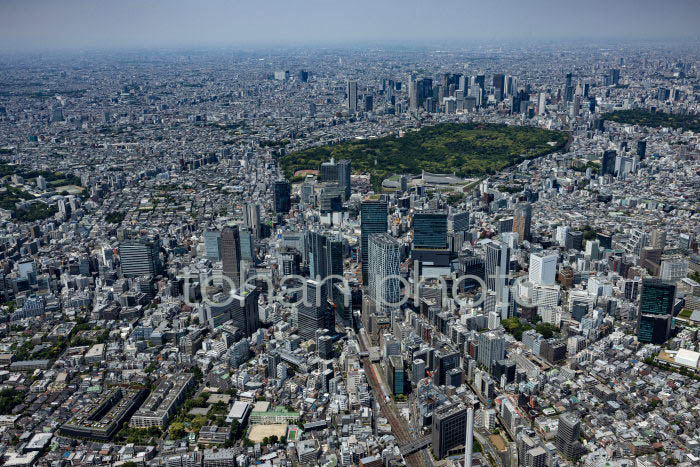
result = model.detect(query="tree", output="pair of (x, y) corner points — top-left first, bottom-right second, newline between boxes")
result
(262, 437), (269, 445)
(269, 435), (278, 444)
(191, 416), (208, 433)
(280, 123), (568, 192)
(0, 388), (25, 415)
(536, 322), (558, 339)
(231, 419), (241, 440)
(170, 422), (186, 439)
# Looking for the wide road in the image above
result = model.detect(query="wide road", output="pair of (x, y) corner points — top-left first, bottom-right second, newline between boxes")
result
(358, 330), (428, 467)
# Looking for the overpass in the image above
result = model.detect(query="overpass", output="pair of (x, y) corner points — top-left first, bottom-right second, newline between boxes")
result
(399, 435), (432, 457)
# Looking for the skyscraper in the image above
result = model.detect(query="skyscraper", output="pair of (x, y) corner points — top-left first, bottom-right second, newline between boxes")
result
(408, 79), (418, 110)
(320, 158), (352, 200)
(327, 235), (344, 280)
(485, 241), (510, 302)
(296, 279), (332, 339)
(119, 237), (161, 278)
(465, 407), (474, 467)
(221, 226), (241, 292)
(203, 230), (222, 261)
(650, 228), (667, 249)
(602, 150), (617, 176)
(337, 159), (352, 200)
(320, 158), (339, 182)
(244, 203), (262, 239)
(556, 413), (585, 460)
(565, 231), (583, 251)
(609, 68), (620, 85)
(513, 202), (532, 242)
(364, 95), (373, 112)
(529, 251), (558, 286)
(308, 231), (329, 280)
(637, 140), (647, 159)
(413, 211), (448, 250)
(360, 200), (388, 283)
(493, 73), (505, 101)
(239, 228), (255, 262)
(231, 287), (260, 337)
(475, 75), (485, 96)
(637, 279), (676, 344)
(432, 404), (467, 460)
(368, 233), (401, 313)
(387, 355), (405, 395)
(347, 80), (358, 113)
(274, 179), (291, 214)
(477, 331), (505, 374)
(451, 212), (469, 233)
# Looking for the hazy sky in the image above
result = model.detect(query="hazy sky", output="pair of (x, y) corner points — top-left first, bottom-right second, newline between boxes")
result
(1, 0), (699, 51)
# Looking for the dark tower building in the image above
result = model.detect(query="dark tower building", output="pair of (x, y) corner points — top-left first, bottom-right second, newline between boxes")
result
(274, 179), (291, 214)
(232, 287), (260, 337)
(337, 159), (352, 200)
(596, 231), (613, 250)
(296, 279), (332, 339)
(413, 211), (448, 250)
(493, 74), (505, 101)
(309, 231), (329, 280)
(327, 236), (344, 280)
(347, 80), (358, 112)
(609, 69), (621, 85)
(565, 231), (583, 251)
(432, 404), (467, 460)
(360, 200), (388, 283)
(637, 279), (676, 344)
(637, 140), (647, 160)
(221, 226), (242, 292)
(602, 150), (617, 176)
(364, 95), (373, 112)
(485, 241), (510, 296)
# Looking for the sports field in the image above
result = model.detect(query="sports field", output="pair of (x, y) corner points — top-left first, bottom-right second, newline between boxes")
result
(248, 424), (288, 443)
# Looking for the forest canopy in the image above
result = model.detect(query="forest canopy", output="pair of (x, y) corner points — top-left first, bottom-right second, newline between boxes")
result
(603, 109), (700, 133)
(280, 123), (568, 190)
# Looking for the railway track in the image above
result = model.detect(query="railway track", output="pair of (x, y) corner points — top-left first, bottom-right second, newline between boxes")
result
(358, 329), (429, 467)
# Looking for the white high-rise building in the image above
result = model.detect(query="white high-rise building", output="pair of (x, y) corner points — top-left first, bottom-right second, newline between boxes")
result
(555, 226), (570, 247)
(368, 233), (401, 312)
(477, 331), (505, 373)
(585, 240), (601, 261)
(244, 203), (261, 239)
(488, 311), (501, 330)
(465, 407), (475, 467)
(537, 92), (546, 115)
(660, 256), (688, 283)
(529, 251), (558, 286)
(625, 228), (649, 256)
